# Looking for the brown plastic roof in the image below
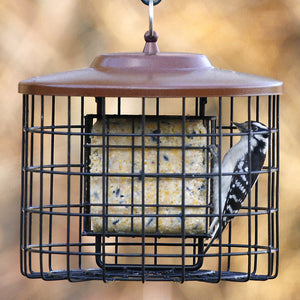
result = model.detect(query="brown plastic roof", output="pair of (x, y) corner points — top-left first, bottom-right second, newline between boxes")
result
(18, 51), (283, 97)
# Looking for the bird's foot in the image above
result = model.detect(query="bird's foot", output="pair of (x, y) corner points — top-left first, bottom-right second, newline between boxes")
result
(208, 144), (218, 159)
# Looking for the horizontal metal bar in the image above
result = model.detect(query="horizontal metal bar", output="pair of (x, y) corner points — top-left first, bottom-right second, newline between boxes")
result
(25, 126), (279, 137)
(24, 164), (278, 177)
(23, 242), (277, 257)
(24, 208), (277, 218)
(24, 269), (276, 282)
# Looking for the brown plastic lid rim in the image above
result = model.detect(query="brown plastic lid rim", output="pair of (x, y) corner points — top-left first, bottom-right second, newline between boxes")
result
(18, 32), (283, 97)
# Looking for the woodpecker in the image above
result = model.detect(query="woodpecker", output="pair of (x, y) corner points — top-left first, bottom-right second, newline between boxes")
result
(208, 121), (269, 243)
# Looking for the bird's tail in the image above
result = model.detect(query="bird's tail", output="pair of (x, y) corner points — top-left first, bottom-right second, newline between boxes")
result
(205, 216), (229, 253)
(205, 226), (221, 253)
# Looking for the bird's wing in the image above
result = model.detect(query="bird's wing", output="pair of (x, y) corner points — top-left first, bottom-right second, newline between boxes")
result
(222, 149), (265, 228)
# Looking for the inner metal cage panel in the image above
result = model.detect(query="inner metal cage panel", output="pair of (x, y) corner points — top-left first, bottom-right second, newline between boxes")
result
(20, 94), (279, 282)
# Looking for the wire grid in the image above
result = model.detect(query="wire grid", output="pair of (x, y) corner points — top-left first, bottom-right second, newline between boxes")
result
(20, 95), (279, 282)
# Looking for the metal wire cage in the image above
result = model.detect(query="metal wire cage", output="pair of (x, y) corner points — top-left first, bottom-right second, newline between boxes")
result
(19, 32), (283, 283)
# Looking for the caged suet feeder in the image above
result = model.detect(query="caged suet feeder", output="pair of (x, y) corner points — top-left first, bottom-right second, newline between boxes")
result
(19, 0), (283, 283)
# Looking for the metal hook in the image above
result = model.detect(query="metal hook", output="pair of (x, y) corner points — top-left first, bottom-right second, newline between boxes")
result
(142, 0), (161, 37)
(149, 0), (154, 37)
(141, 0), (162, 6)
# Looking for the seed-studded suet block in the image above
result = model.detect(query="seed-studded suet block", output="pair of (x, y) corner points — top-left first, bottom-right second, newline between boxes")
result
(90, 117), (207, 234)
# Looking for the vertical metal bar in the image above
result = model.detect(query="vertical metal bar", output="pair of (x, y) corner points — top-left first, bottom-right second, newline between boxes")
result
(270, 95), (276, 276)
(217, 97), (223, 282)
(84, 115), (93, 233)
(256, 96), (260, 121)
(204, 118), (210, 239)
(274, 94), (280, 278)
(199, 97), (207, 118)
(105, 118), (110, 247)
(272, 95), (276, 163)
(114, 99), (119, 265)
(226, 96), (234, 272)
(48, 95), (56, 272)
(156, 97), (159, 117)
(96, 97), (104, 118)
(20, 94), (25, 275)
(181, 97), (186, 283)
(20, 94), (28, 276)
(101, 97), (107, 282)
(118, 97), (121, 115)
(67, 96), (71, 280)
(246, 96), (252, 281)
(131, 119), (135, 233)
(209, 118), (217, 245)
(141, 97), (146, 282)
(78, 96), (85, 268)
(39, 95), (45, 278)
(115, 236), (119, 265)
(28, 95), (35, 274)
(252, 96), (260, 275)
(267, 95), (272, 277)
(155, 97), (160, 265)
(229, 97), (234, 148)
(272, 96), (276, 171)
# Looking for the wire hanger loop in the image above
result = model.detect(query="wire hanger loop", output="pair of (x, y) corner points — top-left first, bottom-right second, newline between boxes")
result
(141, 0), (162, 6)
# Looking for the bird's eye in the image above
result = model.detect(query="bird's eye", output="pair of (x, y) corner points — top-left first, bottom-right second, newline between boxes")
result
(253, 126), (258, 131)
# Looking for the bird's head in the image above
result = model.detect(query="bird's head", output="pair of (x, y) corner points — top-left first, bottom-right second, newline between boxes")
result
(233, 121), (269, 139)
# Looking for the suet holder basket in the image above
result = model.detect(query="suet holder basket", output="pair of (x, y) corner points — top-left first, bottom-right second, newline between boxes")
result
(18, 0), (283, 283)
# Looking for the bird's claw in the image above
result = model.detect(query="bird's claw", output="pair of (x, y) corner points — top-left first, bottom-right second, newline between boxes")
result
(208, 144), (218, 159)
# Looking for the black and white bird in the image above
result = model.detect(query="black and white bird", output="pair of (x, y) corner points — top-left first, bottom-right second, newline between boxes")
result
(208, 121), (269, 243)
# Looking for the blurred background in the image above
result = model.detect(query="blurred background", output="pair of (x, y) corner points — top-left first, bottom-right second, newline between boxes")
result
(0, 0), (299, 299)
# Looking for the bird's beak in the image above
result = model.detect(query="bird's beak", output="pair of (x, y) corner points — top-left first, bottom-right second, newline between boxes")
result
(232, 121), (249, 132)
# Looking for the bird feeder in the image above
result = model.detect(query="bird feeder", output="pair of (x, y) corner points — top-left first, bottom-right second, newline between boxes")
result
(19, 0), (283, 283)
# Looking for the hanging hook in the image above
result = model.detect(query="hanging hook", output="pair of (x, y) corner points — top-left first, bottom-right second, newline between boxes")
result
(142, 0), (160, 53)
(141, 0), (162, 6)
(149, 0), (154, 38)
(141, 0), (161, 38)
